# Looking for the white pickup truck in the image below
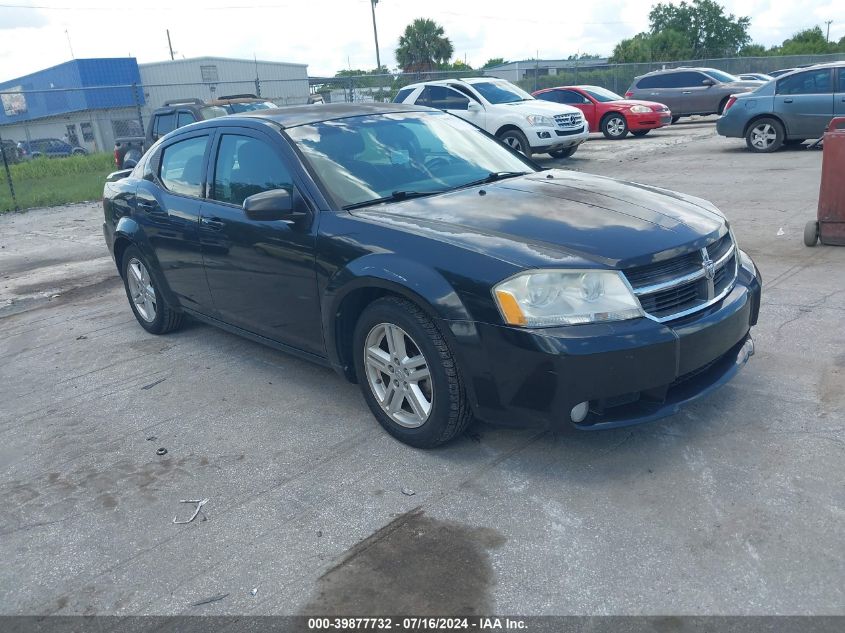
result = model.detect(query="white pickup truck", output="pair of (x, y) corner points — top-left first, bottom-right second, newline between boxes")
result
(394, 77), (590, 158)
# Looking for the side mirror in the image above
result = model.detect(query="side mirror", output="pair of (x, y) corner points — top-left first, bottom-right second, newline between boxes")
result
(243, 188), (307, 222)
(702, 78), (716, 86)
(467, 102), (482, 112)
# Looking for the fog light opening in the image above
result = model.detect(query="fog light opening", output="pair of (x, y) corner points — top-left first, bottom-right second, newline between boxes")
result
(570, 401), (590, 423)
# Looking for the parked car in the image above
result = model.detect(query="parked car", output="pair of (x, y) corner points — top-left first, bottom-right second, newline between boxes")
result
(103, 103), (761, 447)
(532, 85), (671, 139)
(393, 77), (589, 158)
(209, 94), (277, 113)
(17, 138), (87, 159)
(625, 67), (764, 121)
(717, 63), (845, 152)
(768, 68), (795, 78)
(738, 73), (773, 82)
(1, 139), (22, 164)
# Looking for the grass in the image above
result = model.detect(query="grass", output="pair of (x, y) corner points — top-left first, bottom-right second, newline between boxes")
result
(0, 153), (115, 213)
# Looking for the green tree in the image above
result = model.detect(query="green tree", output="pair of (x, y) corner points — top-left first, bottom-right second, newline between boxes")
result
(442, 59), (473, 71)
(482, 57), (506, 69)
(395, 18), (454, 72)
(777, 26), (835, 55)
(610, 29), (691, 62)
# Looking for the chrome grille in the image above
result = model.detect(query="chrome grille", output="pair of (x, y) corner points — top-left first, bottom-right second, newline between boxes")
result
(554, 113), (582, 128)
(624, 233), (738, 322)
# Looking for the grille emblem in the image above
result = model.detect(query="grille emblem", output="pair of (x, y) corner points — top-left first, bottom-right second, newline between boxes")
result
(702, 254), (716, 280)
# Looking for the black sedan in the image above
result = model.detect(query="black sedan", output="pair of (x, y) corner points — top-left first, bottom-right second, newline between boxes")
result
(103, 103), (761, 447)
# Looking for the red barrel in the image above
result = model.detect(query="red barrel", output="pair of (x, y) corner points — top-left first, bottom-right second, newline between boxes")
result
(806, 117), (845, 246)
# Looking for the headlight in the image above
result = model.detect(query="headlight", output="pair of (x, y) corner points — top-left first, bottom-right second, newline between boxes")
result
(493, 269), (644, 327)
(526, 114), (555, 127)
(629, 105), (651, 113)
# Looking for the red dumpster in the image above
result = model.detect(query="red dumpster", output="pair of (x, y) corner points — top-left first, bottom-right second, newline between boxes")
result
(805, 117), (845, 246)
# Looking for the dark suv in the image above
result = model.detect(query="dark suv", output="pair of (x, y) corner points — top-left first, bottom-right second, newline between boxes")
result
(103, 104), (761, 447)
(626, 68), (764, 121)
(113, 96), (277, 169)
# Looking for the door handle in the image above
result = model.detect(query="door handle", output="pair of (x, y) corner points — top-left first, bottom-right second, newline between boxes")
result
(682, 91), (692, 94)
(200, 216), (225, 230)
(136, 200), (157, 211)
(783, 98), (793, 103)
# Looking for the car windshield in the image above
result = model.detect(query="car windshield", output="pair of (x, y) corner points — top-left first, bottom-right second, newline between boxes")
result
(199, 106), (228, 120)
(227, 101), (277, 112)
(705, 69), (740, 83)
(286, 111), (535, 209)
(470, 81), (534, 104)
(581, 86), (624, 102)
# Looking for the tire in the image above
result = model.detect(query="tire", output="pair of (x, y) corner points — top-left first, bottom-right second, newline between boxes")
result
(72, 148), (87, 156)
(803, 221), (819, 247)
(601, 113), (628, 139)
(549, 145), (578, 158)
(745, 117), (785, 153)
(353, 296), (473, 448)
(498, 129), (532, 157)
(671, 116), (681, 124)
(121, 245), (183, 335)
(631, 129), (650, 137)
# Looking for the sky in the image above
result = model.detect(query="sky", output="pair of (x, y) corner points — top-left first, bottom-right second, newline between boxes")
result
(0, 0), (842, 81)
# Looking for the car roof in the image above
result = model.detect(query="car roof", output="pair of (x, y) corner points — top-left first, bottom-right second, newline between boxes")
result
(401, 76), (506, 90)
(208, 102), (435, 129)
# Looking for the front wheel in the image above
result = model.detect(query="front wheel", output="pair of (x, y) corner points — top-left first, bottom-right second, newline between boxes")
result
(745, 118), (785, 153)
(353, 296), (473, 448)
(549, 145), (578, 158)
(498, 129), (532, 157)
(601, 114), (628, 139)
(121, 246), (183, 334)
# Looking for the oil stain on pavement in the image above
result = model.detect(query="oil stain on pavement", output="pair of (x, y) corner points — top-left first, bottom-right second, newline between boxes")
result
(301, 508), (505, 615)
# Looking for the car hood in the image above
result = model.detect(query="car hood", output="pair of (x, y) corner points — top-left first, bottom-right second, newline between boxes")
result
(500, 99), (581, 116)
(351, 170), (726, 269)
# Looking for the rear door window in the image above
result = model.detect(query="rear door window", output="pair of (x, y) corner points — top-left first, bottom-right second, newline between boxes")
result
(176, 111), (196, 128)
(154, 113), (176, 138)
(159, 135), (209, 198)
(638, 74), (673, 89)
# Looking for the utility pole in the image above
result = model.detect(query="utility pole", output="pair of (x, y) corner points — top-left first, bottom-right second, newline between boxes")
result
(370, 0), (381, 72)
(167, 29), (175, 61)
(825, 20), (833, 43)
(65, 29), (75, 59)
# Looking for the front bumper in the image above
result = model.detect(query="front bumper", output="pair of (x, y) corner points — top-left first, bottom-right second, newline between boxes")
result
(532, 125), (590, 151)
(445, 263), (762, 431)
(628, 111), (673, 130)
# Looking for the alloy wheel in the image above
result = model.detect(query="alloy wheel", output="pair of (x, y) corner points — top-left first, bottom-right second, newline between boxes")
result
(503, 136), (523, 152)
(749, 123), (777, 150)
(364, 322), (433, 428)
(606, 116), (626, 137)
(126, 258), (157, 322)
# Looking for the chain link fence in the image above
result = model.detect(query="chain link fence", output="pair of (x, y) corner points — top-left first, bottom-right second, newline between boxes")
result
(1, 52), (843, 212)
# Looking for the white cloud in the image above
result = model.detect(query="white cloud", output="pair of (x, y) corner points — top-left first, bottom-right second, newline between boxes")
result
(0, 0), (841, 82)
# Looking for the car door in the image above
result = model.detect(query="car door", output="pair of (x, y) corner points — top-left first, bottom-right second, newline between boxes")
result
(775, 69), (835, 138)
(836, 67), (845, 118)
(199, 127), (323, 355)
(675, 71), (712, 114)
(134, 132), (214, 312)
(639, 74), (686, 113)
(420, 86), (484, 128)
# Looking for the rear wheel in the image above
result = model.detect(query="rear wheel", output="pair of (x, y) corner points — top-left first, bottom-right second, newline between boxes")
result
(549, 145), (578, 158)
(353, 296), (473, 448)
(631, 129), (650, 137)
(601, 113), (628, 139)
(803, 221), (819, 247)
(121, 246), (183, 334)
(498, 129), (532, 157)
(745, 117), (785, 153)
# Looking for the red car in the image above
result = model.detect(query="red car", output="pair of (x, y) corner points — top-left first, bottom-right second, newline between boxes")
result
(532, 85), (672, 140)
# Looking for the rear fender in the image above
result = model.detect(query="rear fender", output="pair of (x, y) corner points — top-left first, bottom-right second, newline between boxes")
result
(112, 217), (180, 308)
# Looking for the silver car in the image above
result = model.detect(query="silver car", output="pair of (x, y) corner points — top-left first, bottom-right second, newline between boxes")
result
(626, 67), (764, 121)
(716, 63), (845, 152)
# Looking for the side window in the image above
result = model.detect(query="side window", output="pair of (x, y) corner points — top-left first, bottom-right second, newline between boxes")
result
(552, 90), (586, 104)
(212, 134), (293, 206)
(838, 68), (845, 93)
(176, 111), (196, 128)
(638, 75), (670, 89)
(159, 136), (208, 197)
(672, 72), (706, 87)
(393, 87), (414, 103)
(154, 113), (176, 138)
(416, 87), (432, 107)
(777, 70), (833, 95)
(427, 86), (470, 110)
(449, 84), (481, 103)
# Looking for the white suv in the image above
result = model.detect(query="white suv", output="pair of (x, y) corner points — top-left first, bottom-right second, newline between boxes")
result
(393, 77), (589, 158)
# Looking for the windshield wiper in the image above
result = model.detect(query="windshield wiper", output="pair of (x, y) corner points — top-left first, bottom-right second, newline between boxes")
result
(343, 190), (444, 210)
(451, 171), (529, 190)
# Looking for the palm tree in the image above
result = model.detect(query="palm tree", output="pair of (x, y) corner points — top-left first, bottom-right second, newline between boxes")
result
(395, 19), (454, 72)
